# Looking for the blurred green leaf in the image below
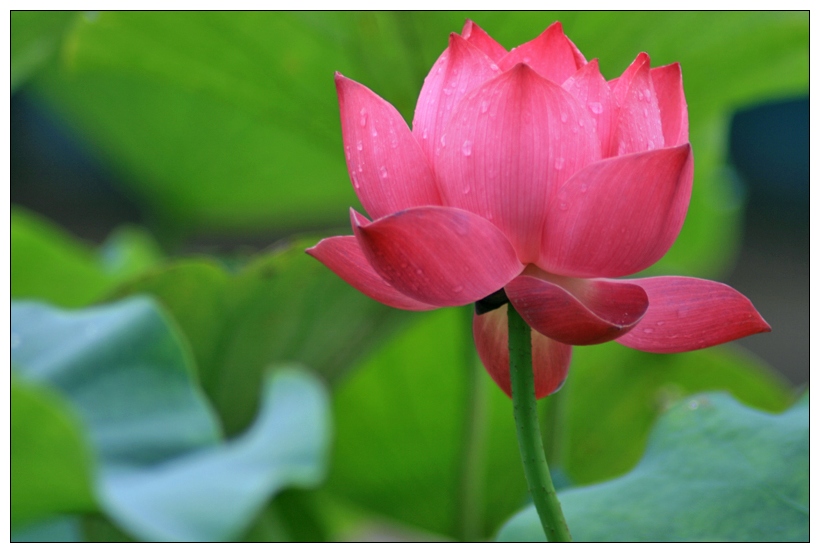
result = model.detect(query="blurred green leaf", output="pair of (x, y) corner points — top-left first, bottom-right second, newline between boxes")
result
(11, 377), (97, 527)
(561, 342), (794, 485)
(12, 296), (222, 465)
(99, 368), (331, 542)
(497, 392), (808, 541)
(115, 238), (415, 435)
(327, 308), (526, 540)
(11, 298), (332, 542)
(11, 208), (163, 308)
(32, 12), (807, 278)
(12, 516), (84, 543)
(11, 10), (77, 90)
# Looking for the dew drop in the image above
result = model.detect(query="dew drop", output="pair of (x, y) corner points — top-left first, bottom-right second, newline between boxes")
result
(440, 135), (447, 147)
(642, 107), (648, 117)
(371, 128), (378, 137)
(379, 166), (389, 179)
(422, 129), (428, 140)
(461, 140), (472, 156)
(462, 185), (471, 194)
(356, 140), (363, 151)
(523, 56), (532, 64)
(415, 268), (424, 276)
(490, 63), (499, 71)
(453, 285), (464, 293)
(443, 87), (453, 96)
(647, 139), (655, 149)
(560, 112), (568, 123)
(359, 108), (368, 127)
(578, 118), (585, 127)
(554, 157), (565, 170)
(643, 328), (654, 334)
(644, 89), (652, 100)
(588, 101), (603, 114)
(480, 100), (489, 114)
(351, 174), (361, 189)
(579, 181), (589, 193)
(656, 321), (665, 326)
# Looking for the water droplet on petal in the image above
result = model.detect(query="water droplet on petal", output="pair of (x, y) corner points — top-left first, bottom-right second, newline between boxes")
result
(554, 157), (565, 170)
(440, 135), (447, 147)
(379, 166), (388, 179)
(415, 268), (424, 275)
(578, 119), (585, 127)
(579, 181), (588, 193)
(351, 174), (361, 189)
(560, 112), (568, 123)
(422, 129), (428, 140)
(443, 87), (453, 96)
(644, 89), (652, 100)
(523, 56), (532, 64)
(588, 101), (603, 114)
(643, 328), (654, 334)
(371, 128), (378, 137)
(480, 100), (489, 114)
(461, 140), (472, 156)
(356, 140), (363, 151)
(490, 63), (499, 71)
(453, 285), (464, 293)
(462, 185), (471, 194)
(656, 321), (665, 326)
(359, 108), (368, 127)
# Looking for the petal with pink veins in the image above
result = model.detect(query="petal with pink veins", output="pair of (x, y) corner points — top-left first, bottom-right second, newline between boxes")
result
(473, 305), (572, 399)
(412, 33), (501, 163)
(609, 53), (665, 156)
(563, 59), (615, 158)
(352, 206), (523, 307)
(306, 236), (437, 311)
(499, 22), (586, 84)
(615, 277), (771, 353)
(505, 271), (648, 345)
(461, 20), (507, 62)
(336, 74), (441, 220)
(651, 62), (689, 147)
(437, 64), (600, 264)
(541, 143), (694, 278)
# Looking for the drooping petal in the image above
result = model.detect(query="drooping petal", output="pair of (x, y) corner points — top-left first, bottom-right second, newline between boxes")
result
(306, 236), (437, 311)
(615, 277), (771, 353)
(505, 271), (648, 345)
(609, 53), (665, 156)
(461, 20), (507, 62)
(351, 206), (523, 307)
(412, 33), (501, 164)
(499, 22), (586, 84)
(563, 59), (616, 158)
(473, 305), (572, 399)
(651, 62), (689, 147)
(337, 74), (441, 220)
(541, 143), (694, 278)
(436, 64), (600, 264)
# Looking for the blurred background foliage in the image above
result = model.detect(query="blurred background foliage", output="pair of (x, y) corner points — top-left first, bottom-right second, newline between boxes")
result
(11, 11), (808, 542)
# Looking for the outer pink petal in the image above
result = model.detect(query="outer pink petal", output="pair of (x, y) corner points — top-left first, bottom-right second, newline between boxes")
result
(609, 53), (665, 156)
(541, 144), (694, 278)
(351, 206), (523, 307)
(505, 272), (648, 345)
(461, 20), (507, 62)
(615, 277), (771, 353)
(412, 33), (501, 164)
(651, 62), (689, 147)
(337, 74), (441, 220)
(563, 59), (615, 159)
(473, 305), (572, 399)
(307, 236), (437, 311)
(436, 64), (600, 264)
(498, 22), (586, 84)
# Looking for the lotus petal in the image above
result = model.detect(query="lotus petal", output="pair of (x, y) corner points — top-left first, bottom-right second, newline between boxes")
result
(437, 64), (599, 264)
(651, 62), (689, 147)
(540, 143), (694, 278)
(306, 236), (437, 311)
(505, 271), (648, 345)
(473, 305), (572, 399)
(616, 277), (771, 353)
(351, 206), (523, 307)
(499, 22), (586, 84)
(412, 33), (501, 163)
(610, 53), (665, 156)
(461, 20), (507, 62)
(563, 59), (615, 158)
(337, 74), (441, 220)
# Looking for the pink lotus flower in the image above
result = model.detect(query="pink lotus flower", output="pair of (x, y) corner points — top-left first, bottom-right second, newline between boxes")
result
(307, 21), (770, 398)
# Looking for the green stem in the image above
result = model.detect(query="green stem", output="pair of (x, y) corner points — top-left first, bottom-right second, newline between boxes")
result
(507, 304), (572, 542)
